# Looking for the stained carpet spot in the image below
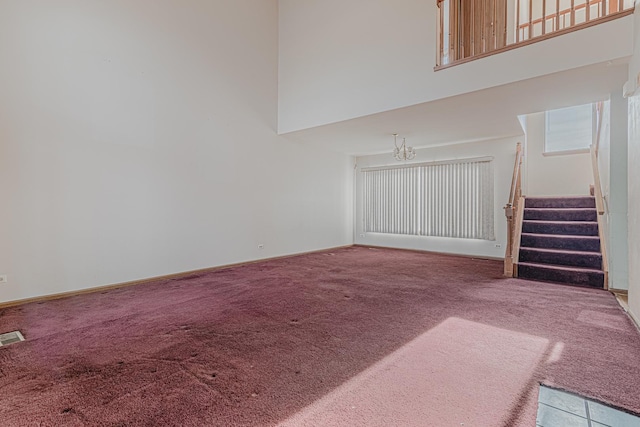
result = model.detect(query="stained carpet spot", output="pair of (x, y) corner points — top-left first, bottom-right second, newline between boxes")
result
(173, 274), (203, 282)
(61, 408), (73, 414)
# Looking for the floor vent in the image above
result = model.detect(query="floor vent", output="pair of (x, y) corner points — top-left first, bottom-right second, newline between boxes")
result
(0, 331), (25, 347)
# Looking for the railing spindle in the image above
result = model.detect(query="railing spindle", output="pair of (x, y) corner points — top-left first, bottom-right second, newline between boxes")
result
(529, 0), (533, 38)
(496, 0), (500, 50)
(516, 0), (521, 42)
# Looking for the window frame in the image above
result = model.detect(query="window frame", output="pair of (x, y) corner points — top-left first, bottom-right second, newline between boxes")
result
(543, 103), (595, 156)
(361, 156), (495, 241)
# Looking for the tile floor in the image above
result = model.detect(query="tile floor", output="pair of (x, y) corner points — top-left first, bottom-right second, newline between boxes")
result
(537, 385), (640, 427)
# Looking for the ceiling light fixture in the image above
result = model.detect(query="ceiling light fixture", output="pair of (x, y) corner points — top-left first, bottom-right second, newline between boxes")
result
(393, 133), (416, 161)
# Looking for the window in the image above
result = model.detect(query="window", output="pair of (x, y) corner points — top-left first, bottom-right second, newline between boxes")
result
(362, 158), (494, 240)
(544, 103), (593, 154)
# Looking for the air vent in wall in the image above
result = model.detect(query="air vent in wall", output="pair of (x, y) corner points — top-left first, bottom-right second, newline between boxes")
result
(0, 331), (25, 346)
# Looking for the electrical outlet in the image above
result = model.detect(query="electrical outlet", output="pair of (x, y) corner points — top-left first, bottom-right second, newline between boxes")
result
(495, 244), (502, 248)
(0, 275), (7, 283)
(257, 244), (264, 250)
(359, 234), (365, 238)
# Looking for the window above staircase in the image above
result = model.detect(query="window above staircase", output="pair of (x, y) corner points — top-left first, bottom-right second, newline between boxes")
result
(436, 0), (635, 69)
(544, 103), (594, 155)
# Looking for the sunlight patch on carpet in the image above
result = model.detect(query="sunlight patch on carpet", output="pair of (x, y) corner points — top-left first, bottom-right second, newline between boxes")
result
(279, 317), (549, 427)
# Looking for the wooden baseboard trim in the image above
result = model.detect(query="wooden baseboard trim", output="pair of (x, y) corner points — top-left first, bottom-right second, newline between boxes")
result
(627, 306), (640, 332)
(353, 244), (504, 262)
(0, 245), (354, 310)
(609, 288), (628, 296)
(612, 291), (640, 332)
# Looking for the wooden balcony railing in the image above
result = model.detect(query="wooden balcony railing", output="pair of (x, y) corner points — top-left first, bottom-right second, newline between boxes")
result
(436, 0), (634, 69)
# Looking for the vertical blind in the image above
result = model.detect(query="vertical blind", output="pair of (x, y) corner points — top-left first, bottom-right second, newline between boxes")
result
(362, 158), (494, 240)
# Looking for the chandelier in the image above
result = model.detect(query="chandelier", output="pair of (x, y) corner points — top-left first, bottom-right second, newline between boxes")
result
(393, 133), (416, 161)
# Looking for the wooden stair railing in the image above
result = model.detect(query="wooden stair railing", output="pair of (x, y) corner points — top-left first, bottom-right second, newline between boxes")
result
(504, 142), (524, 277)
(591, 101), (609, 288)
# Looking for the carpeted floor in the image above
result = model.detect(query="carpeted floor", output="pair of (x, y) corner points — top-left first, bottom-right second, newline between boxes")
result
(0, 246), (639, 426)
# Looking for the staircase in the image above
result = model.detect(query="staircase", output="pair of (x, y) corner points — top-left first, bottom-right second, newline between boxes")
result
(517, 196), (605, 288)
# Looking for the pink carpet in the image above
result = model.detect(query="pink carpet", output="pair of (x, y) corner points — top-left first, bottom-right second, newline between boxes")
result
(281, 318), (549, 426)
(0, 246), (639, 426)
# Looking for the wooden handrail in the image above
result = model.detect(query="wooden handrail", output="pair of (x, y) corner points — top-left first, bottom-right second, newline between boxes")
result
(504, 142), (524, 277)
(594, 100), (604, 156)
(507, 142), (523, 207)
(591, 146), (605, 215)
(591, 100), (608, 288)
(592, 101), (605, 215)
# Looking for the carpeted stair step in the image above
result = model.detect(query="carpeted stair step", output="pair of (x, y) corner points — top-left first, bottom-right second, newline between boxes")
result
(519, 247), (602, 269)
(525, 197), (596, 209)
(520, 233), (600, 252)
(523, 208), (597, 222)
(518, 262), (604, 288)
(522, 220), (598, 236)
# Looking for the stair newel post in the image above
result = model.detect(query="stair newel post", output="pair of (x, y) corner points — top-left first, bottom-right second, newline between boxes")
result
(504, 142), (523, 278)
(504, 204), (515, 276)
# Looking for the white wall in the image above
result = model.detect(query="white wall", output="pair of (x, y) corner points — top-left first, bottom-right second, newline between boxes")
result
(598, 101), (614, 284)
(523, 112), (593, 197)
(629, 93), (640, 321)
(354, 137), (521, 259)
(608, 93), (630, 290)
(598, 96), (630, 291)
(599, 102), (612, 211)
(0, 0), (353, 304)
(278, 0), (635, 133)
(626, 2), (640, 323)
